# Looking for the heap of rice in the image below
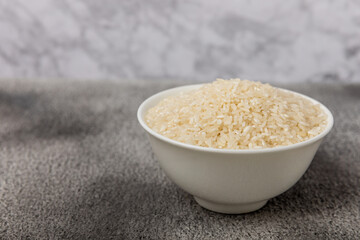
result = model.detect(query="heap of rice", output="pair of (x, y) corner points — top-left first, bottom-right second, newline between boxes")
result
(145, 79), (328, 149)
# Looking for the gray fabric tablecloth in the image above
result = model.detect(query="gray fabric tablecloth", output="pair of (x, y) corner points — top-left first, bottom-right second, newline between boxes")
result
(0, 80), (359, 239)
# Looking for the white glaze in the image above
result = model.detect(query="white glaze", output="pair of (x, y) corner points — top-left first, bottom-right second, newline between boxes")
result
(137, 84), (334, 214)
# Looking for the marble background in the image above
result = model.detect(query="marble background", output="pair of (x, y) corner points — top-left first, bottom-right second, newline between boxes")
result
(0, 0), (359, 83)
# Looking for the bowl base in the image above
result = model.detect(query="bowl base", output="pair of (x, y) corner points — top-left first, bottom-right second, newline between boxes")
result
(194, 197), (268, 214)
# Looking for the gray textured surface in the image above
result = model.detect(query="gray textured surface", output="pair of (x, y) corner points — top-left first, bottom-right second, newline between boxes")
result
(0, 80), (359, 239)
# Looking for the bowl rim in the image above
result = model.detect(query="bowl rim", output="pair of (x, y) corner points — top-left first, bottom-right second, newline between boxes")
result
(137, 84), (334, 154)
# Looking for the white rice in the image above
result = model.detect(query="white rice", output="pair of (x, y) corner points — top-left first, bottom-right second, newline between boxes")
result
(145, 79), (328, 149)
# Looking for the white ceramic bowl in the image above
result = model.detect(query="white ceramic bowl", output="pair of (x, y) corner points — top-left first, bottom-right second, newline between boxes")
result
(137, 84), (334, 214)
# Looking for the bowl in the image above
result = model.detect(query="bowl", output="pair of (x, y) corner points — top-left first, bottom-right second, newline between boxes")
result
(137, 84), (334, 214)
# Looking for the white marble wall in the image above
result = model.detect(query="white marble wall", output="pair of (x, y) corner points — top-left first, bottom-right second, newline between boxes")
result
(0, 0), (359, 83)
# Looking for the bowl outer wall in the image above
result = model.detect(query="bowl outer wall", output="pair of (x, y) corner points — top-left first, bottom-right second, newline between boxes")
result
(138, 84), (333, 204)
(148, 133), (322, 204)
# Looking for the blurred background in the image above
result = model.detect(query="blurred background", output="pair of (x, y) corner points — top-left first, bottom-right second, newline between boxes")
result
(1, 0), (359, 84)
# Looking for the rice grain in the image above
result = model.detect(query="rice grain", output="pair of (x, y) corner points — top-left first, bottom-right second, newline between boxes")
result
(145, 79), (328, 149)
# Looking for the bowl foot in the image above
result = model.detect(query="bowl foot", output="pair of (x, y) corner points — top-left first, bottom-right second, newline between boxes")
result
(194, 197), (268, 214)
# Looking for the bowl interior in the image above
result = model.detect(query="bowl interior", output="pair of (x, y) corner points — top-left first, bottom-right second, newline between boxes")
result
(137, 84), (334, 154)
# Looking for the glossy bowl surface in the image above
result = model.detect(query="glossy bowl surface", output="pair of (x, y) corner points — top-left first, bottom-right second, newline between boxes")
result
(137, 84), (334, 214)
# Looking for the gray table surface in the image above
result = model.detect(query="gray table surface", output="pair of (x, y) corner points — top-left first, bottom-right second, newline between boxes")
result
(0, 80), (359, 239)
